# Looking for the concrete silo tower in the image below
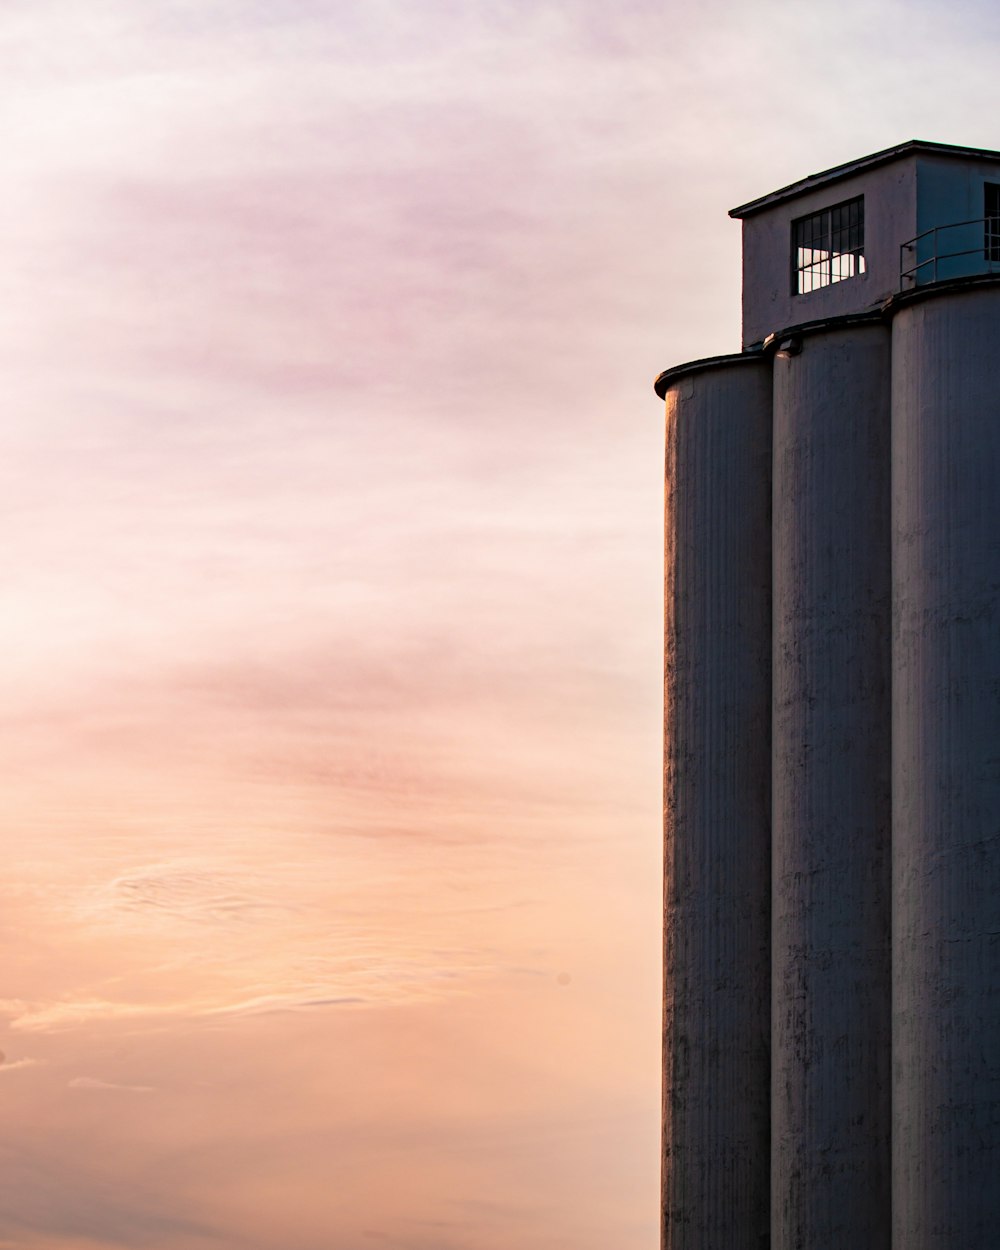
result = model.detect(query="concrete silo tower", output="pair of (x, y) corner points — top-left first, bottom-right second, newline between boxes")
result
(656, 140), (1000, 1250)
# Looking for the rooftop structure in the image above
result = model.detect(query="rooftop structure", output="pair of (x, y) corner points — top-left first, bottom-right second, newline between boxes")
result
(731, 138), (1000, 346)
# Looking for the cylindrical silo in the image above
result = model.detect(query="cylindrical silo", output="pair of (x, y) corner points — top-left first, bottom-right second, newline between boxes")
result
(659, 354), (772, 1250)
(770, 318), (892, 1250)
(891, 280), (1000, 1250)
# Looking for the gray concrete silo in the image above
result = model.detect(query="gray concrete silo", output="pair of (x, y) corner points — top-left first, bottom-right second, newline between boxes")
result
(770, 317), (892, 1250)
(890, 280), (1000, 1250)
(658, 355), (772, 1250)
(656, 140), (1000, 1250)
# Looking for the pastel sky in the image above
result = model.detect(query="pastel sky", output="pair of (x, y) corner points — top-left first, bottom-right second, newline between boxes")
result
(2, 3), (999, 1247)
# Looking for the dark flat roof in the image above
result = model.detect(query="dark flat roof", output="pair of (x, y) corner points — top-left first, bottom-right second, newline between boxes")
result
(729, 139), (1000, 220)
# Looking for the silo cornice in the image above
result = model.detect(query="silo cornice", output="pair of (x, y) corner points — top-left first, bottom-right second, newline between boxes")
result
(653, 350), (764, 400)
(883, 270), (1000, 316)
(760, 309), (888, 355)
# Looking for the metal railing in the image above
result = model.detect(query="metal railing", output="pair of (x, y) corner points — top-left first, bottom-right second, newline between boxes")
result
(900, 217), (1000, 289)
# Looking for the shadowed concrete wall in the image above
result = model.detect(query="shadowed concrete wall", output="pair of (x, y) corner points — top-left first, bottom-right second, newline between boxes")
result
(662, 357), (772, 1250)
(891, 284), (1000, 1250)
(771, 323), (892, 1250)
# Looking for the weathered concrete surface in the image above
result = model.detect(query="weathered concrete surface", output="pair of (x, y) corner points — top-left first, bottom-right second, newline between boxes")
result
(662, 357), (772, 1250)
(771, 324), (892, 1250)
(891, 284), (1000, 1250)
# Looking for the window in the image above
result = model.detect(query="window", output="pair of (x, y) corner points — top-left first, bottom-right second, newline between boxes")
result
(985, 183), (1000, 263)
(792, 196), (865, 294)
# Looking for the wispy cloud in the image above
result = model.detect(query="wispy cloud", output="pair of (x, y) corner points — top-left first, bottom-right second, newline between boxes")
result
(0, 989), (368, 1034)
(0, 997), (186, 1033)
(0, 1058), (41, 1075)
(68, 1076), (156, 1094)
(206, 992), (367, 1017)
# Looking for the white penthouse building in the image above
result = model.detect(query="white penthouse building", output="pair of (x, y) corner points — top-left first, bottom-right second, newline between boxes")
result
(656, 140), (1000, 1250)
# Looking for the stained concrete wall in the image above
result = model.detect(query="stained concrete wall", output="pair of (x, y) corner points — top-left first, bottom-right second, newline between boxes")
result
(891, 284), (1000, 1250)
(662, 357), (772, 1250)
(770, 322), (893, 1250)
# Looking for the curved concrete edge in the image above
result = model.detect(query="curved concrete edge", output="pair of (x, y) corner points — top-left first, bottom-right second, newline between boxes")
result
(653, 350), (765, 400)
(884, 269), (1000, 315)
(654, 275), (1000, 404)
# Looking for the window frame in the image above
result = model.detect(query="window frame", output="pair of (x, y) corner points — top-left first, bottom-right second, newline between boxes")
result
(985, 182), (1000, 263)
(791, 195), (866, 296)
